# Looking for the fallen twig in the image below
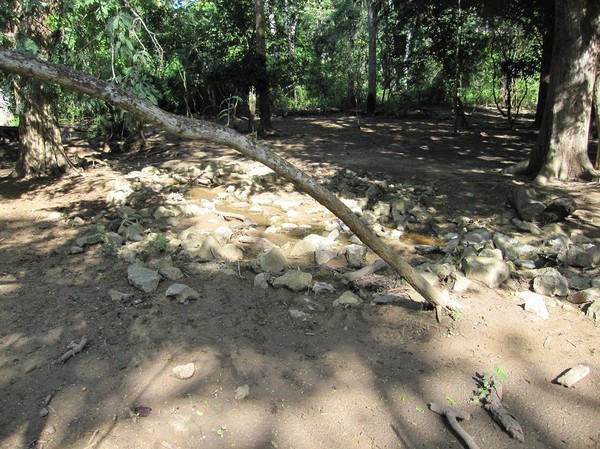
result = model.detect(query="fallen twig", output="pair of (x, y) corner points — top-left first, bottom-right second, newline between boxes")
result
(429, 402), (480, 449)
(57, 335), (88, 364)
(342, 258), (387, 283)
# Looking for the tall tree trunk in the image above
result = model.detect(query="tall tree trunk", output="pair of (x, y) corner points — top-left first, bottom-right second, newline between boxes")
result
(0, 49), (460, 317)
(16, 80), (67, 177)
(13, 0), (67, 178)
(533, 0), (554, 128)
(366, 1), (379, 116)
(254, 0), (273, 132)
(527, 0), (600, 184)
(594, 70), (600, 170)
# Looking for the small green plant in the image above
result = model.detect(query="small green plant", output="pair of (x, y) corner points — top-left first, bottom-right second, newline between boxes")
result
(100, 241), (118, 256)
(471, 366), (508, 403)
(152, 233), (168, 251)
(218, 95), (243, 127)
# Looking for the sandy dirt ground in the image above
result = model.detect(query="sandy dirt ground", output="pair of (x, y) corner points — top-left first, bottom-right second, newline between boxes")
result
(0, 110), (599, 449)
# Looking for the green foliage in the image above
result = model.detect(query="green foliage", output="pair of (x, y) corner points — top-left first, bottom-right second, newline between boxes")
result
(152, 233), (168, 252)
(2, 0), (547, 125)
(472, 366), (509, 403)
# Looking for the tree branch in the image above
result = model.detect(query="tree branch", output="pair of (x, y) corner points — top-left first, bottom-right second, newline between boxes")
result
(0, 48), (459, 315)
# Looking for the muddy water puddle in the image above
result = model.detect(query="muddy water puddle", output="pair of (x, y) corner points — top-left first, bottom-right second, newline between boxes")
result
(186, 186), (441, 255)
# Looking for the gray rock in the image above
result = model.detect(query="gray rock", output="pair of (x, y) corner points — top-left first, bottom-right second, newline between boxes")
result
(154, 205), (180, 220)
(558, 244), (600, 267)
(493, 233), (530, 261)
(461, 255), (510, 288)
(76, 233), (104, 247)
(450, 272), (478, 292)
(172, 363), (195, 379)
(254, 272), (271, 289)
(391, 197), (410, 224)
(148, 256), (174, 271)
(514, 260), (536, 269)
(313, 282), (336, 294)
(196, 235), (222, 261)
(234, 384), (251, 401)
(290, 234), (330, 258)
(532, 268), (569, 297)
(255, 247), (286, 274)
(159, 266), (184, 280)
(69, 246), (84, 254)
(333, 291), (362, 307)
(511, 218), (542, 235)
(479, 248), (504, 260)
(105, 232), (124, 247)
(463, 228), (492, 246)
(556, 365), (590, 387)
(566, 274), (591, 291)
(372, 201), (391, 220)
(344, 244), (366, 268)
(517, 291), (550, 320)
(108, 289), (134, 302)
(217, 244), (244, 262)
(273, 270), (312, 292)
(128, 263), (162, 293)
(568, 288), (600, 304)
(289, 308), (310, 320)
(126, 223), (144, 242)
(586, 300), (600, 322)
(315, 246), (337, 265)
(165, 283), (200, 304)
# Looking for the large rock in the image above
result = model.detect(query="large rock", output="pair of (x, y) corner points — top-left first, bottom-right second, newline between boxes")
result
(128, 263), (162, 293)
(273, 270), (312, 292)
(461, 255), (510, 288)
(344, 244), (366, 268)
(333, 291), (362, 307)
(166, 283), (200, 304)
(254, 247), (286, 274)
(558, 244), (600, 268)
(517, 291), (550, 320)
(532, 268), (569, 297)
(586, 300), (600, 322)
(568, 288), (600, 304)
(463, 228), (492, 246)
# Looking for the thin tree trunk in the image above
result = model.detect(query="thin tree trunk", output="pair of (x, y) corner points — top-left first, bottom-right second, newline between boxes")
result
(366, 1), (379, 116)
(595, 70), (600, 169)
(254, 0), (273, 132)
(452, 0), (462, 135)
(527, 0), (600, 184)
(0, 49), (460, 317)
(533, 0), (554, 128)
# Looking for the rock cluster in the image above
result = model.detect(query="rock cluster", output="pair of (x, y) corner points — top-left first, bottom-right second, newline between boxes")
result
(66, 161), (599, 323)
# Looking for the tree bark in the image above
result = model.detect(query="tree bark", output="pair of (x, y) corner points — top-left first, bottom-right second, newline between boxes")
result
(254, 0), (273, 132)
(594, 70), (600, 169)
(0, 48), (459, 316)
(527, 0), (600, 184)
(533, 0), (554, 128)
(13, 0), (66, 178)
(366, 1), (379, 116)
(16, 80), (68, 177)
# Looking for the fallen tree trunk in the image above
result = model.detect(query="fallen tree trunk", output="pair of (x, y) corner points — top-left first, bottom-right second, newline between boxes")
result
(0, 48), (459, 316)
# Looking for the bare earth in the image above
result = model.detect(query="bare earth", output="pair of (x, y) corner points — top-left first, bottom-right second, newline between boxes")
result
(0, 110), (599, 449)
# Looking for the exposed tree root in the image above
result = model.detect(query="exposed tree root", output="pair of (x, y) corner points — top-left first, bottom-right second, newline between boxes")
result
(429, 402), (480, 449)
(57, 335), (88, 364)
(342, 258), (388, 283)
